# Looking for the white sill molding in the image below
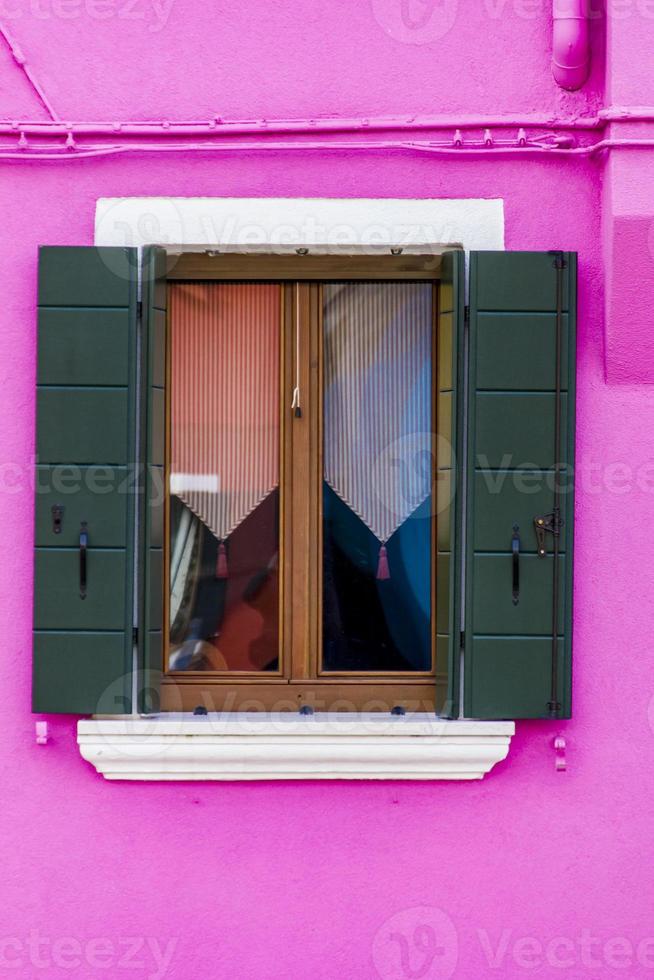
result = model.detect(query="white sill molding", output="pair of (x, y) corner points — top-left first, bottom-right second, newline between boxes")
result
(78, 715), (514, 781)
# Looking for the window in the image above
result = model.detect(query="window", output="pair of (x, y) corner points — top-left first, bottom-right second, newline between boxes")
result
(33, 246), (576, 721)
(162, 259), (444, 712)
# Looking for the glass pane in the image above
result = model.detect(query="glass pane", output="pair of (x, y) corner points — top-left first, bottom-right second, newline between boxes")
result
(322, 282), (434, 672)
(168, 283), (280, 672)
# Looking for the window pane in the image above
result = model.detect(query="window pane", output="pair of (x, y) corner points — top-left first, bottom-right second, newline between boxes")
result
(168, 283), (280, 672)
(322, 283), (434, 672)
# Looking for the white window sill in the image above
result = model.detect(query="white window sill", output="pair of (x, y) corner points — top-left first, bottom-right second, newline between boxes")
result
(77, 714), (514, 781)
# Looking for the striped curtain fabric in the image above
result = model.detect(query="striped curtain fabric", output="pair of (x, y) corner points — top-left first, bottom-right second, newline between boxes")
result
(323, 282), (433, 553)
(169, 282), (280, 545)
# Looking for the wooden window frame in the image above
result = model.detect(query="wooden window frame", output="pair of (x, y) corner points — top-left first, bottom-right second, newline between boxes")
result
(161, 253), (446, 713)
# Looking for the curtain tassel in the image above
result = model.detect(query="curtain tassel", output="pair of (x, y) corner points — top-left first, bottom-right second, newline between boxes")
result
(376, 544), (390, 581)
(216, 541), (228, 579)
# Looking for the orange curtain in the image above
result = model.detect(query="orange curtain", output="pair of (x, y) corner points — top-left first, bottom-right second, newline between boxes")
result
(169, 282), (280, 543)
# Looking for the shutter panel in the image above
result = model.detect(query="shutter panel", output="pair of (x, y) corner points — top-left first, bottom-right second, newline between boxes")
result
(33, 247), (139, 713)
(463, 251), (576, 719)
(138, 246), (167, 713)
(435, 250), (465, 718)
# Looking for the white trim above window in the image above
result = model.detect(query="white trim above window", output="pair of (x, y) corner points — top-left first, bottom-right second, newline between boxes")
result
(78, 716), (514, 781)
(94, 196), (504, 254)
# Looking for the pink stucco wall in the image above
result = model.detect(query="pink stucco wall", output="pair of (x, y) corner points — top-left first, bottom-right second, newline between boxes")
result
(2, 2), (654, 978)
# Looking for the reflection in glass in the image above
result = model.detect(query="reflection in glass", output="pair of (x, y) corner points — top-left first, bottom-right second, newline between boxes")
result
(168, 283), (280, 671)
(322, 283), (434, 672)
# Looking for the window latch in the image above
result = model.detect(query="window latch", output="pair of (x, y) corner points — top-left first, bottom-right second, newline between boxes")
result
(533, 510), (563, 558)
(51, 503), (64, 534)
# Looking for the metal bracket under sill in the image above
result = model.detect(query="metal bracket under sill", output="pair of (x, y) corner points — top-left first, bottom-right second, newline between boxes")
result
(77, 714), (514, 782)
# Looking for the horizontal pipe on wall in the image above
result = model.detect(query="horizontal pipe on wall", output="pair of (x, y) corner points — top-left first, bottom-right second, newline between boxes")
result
(0, 136), (573, 158)
(599, 107), (654, 122)
(0, 135), (652, 162)
(0, 107), (652, 149)
(0, 112), (607, 139)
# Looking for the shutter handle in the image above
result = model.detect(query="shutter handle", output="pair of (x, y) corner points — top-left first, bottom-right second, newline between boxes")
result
(79, 521), (88, 600)
(511, 524), (520, 606)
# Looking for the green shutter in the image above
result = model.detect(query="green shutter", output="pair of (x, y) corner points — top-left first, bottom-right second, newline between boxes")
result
(33, 246), (139, 713)
(462, 251), (576, 719)
(435, 250), (465, 717)
(137, 246), (167, 713)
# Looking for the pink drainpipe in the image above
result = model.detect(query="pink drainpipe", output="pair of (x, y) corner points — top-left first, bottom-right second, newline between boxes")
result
(552, 0), (591, 90)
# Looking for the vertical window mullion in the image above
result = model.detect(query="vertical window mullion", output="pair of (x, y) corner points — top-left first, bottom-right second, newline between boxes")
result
(288, 282), (314, 684)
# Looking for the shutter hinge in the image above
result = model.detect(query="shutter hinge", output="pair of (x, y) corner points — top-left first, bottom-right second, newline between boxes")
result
(548, 249), (567, 271)
(136, 300), (143, 319)
(132, 627), (138, 646)
(464, 305), (470, 324)
(460, 630), (465, 649)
